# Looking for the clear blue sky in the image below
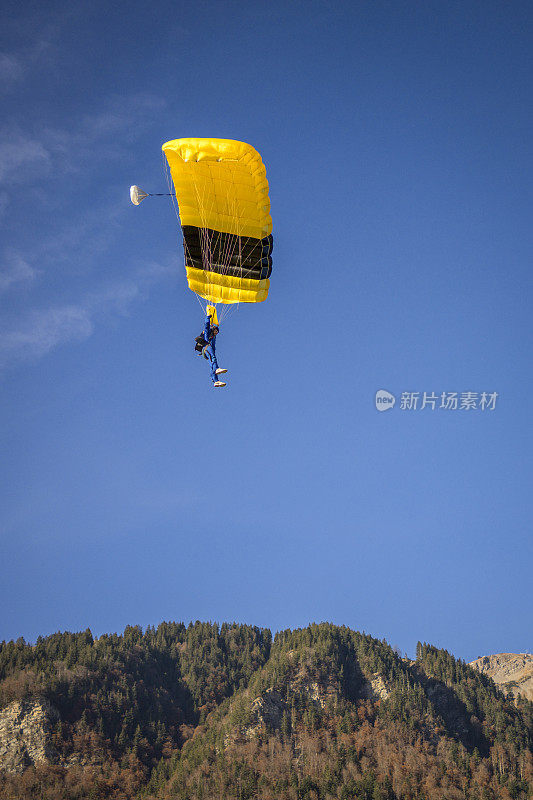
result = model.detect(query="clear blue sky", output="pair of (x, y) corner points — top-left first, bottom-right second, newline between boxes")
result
(1, 0), (531, 662)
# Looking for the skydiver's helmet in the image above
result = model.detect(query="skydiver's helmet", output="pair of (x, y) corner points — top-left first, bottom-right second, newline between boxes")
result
(212, 326), (219, 337)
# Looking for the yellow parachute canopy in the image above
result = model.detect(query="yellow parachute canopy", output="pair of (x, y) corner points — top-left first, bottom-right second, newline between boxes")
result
(162, 138), (273, 305)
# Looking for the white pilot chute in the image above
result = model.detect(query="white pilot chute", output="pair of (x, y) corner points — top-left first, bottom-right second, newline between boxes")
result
(130, 185), (149, 205)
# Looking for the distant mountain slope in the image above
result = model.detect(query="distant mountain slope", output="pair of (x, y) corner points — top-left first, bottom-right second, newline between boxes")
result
(470, 653), (533, 701)
(0, 624), (531, 799)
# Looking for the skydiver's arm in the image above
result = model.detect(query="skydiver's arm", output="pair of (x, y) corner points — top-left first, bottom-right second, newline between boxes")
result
(204, 314), (211, 341)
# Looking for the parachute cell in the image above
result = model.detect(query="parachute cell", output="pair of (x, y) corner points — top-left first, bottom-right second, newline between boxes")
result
(162, 138), (273, 305)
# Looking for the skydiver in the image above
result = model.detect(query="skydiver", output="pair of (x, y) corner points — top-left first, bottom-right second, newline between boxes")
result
(199, 307), (228, 387)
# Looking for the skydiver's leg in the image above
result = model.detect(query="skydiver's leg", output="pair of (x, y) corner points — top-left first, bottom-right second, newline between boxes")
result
(209, 352), (219, 383)
(202, 342), (226, 386)
(203, 345), (219, 383)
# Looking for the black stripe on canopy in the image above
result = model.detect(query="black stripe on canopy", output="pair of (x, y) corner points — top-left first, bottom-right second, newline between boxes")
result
(182, 226), (273, 281)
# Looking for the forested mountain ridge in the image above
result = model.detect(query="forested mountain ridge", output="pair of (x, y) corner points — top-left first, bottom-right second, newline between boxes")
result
(0, 622), (531, 799)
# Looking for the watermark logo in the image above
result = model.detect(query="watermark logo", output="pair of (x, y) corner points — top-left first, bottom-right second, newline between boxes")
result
(375, 390), (498, 412)
(375, 389), (396, 411)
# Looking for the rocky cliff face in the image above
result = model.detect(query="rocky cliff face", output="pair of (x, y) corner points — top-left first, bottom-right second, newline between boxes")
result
(470, 653), (533, 701)
(0, 698), (59, 774)
(233, 657), (343, 743)
(244, 688), (287, 738)
(360, 673), (391, 701)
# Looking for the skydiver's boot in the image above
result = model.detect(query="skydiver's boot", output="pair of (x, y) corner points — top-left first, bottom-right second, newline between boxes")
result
(213, 381), (227, 388)
(215, 368), (228, 375)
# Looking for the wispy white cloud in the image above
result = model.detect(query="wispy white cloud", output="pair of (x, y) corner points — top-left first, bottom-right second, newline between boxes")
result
(0, 93), (164, 188)
(33, 198), (125, 268)
(0, 52), (25, 86)
(86, 259), (178, 317)
(0, 305), (93, 365)
(0, 129), (52, 183)
(0, 192), (126, 306)
(0, 259), (177, 368)
(0, 252), (38, 293)
(80, 93), (165, 141)
(0, 16), (63, 93)
(0, 72), (168, 367)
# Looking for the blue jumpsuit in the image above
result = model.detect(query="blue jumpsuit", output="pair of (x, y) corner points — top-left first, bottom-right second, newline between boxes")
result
(203, 314), (220, 383)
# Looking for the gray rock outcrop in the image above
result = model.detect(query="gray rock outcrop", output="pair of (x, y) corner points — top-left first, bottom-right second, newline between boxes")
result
(245, 688), (287, 738)
(470, 653), (533, 701)
(360, 673), (391, 701)
(0, 698), (59, 774)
